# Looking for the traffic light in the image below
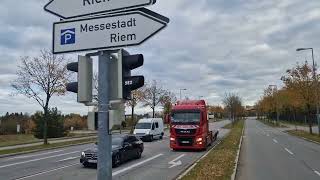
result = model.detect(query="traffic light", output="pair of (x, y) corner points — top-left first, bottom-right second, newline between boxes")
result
(120, 50), (145, 100)
(66, 55), (93, 103)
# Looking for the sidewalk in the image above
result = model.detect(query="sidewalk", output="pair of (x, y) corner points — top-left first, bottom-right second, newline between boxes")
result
(279, 123), (319, 134)
(0, 135), (97, 151)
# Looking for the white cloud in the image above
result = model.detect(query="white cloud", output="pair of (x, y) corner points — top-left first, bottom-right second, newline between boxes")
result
(0, 0), (320, 115)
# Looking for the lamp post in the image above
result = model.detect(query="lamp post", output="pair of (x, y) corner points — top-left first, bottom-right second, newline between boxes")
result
(269, 85), (279, 125)
(297, 48), (319, 135)
(179, 88), (187, 100)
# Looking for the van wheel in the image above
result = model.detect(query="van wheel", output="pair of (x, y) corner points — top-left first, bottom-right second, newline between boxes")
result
(82, 162), (89, 168)
(160, 135), (163, 140)
(150, 135), (154, 142)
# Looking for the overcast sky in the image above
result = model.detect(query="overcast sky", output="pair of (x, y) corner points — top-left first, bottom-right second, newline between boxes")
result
(0, 0), (320, 115)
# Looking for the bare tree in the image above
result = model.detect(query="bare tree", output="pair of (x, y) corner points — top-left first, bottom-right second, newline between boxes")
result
(125, 90), (144, 128)
(11, 49), (69, 144)
(141, 80), (175, 118)
(223, 93), (243, 122)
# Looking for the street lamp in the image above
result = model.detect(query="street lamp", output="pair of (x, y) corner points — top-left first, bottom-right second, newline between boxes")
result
(269, 85), (279, 125)
(296, 48), (319, 135)
(179, 88), (187, 100)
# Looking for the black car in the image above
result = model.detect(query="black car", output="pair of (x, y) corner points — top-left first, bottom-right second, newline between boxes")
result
(80, 134), (144, 167)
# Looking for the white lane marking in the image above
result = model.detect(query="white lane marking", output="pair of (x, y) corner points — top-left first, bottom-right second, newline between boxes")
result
(314, 170), (320, 176)
(0, 151), (79, 169)
(56, 156), (79, 162)
(284, 148), (294, 155)
(112, 153), (163, 176)
(273, 139), (278, 143)
(267, 134), (270, 137)
(6, 150), (64, 160)
(15, 163), (78, 180)
(168, 154), (185, 168)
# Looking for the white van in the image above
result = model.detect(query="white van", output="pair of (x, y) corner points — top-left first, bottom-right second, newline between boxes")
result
(133, 118), (164, 142)
(208, 112), (215, 120)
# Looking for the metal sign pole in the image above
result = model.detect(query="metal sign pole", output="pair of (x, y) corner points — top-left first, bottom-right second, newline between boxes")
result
(97, 51), (112, 180)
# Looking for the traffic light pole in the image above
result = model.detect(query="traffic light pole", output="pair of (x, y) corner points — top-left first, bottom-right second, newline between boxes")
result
(97, 50), (112, 180)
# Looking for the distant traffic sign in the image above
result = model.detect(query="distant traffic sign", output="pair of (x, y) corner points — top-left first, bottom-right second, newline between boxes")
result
(53, 8), (169, 54)
(44, 0), (157, 19)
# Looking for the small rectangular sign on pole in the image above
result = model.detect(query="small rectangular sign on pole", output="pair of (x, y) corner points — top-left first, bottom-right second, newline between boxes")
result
(44, 0), (156, 19)
(52, 9), (169, 54)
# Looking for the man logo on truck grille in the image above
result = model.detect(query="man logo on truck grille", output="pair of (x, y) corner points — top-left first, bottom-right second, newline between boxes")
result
(180, 130), (191, 134)
(61, 28), (75, 45)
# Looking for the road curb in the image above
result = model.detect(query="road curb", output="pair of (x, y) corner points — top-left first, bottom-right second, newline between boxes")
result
(300, 137), (320, 145)
(0, 140), (96, 159)
(283, 131), (320, 145)
(231, 122), (245, 180)
(175, 139), (222, 180)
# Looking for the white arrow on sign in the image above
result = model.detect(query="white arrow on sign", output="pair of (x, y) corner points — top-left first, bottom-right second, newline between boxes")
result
(168, 154), (185, 168)
(44, 0), (156, 19)
(52, 8), (169, 54)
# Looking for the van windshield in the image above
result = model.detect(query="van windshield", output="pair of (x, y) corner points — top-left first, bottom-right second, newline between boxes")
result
(171, 111), (201, 124)
(135, 123), (151, 129)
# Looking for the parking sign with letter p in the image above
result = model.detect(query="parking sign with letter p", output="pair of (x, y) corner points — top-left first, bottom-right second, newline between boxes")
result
(61, 28), (75, 45)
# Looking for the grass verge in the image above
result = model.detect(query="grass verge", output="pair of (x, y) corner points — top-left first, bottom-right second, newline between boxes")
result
(0, 134), (98, 148)
(0, 134), (40, 147)
(286, 130), (320, 144)
(181, 120), (244, 180)
(0, 138), (97, 156)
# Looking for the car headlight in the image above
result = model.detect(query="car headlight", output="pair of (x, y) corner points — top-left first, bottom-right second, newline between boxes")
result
(81, 152), (85, 157)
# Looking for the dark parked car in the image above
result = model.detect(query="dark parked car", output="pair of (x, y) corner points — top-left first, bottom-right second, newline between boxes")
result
(80, 135), (144, 167)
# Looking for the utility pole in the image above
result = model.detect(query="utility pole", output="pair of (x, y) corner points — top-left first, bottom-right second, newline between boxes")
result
(269, 85), (279, 125)
(179, 88), (187, 100)
(97, 51), (112, 180)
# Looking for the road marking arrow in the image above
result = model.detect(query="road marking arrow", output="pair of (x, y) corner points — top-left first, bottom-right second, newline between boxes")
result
(169, 154), (185, 168)
(44, 0), (156, 19)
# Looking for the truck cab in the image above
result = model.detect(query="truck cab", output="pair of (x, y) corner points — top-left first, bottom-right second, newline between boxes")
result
(169, 100), (218, 150)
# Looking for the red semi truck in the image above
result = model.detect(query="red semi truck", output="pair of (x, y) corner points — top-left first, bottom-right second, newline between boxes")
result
(169, 100), (218, 150)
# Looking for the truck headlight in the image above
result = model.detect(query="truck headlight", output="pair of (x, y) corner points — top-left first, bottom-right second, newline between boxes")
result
(196, 137), (203, 142)
(81, 152), (85, 157)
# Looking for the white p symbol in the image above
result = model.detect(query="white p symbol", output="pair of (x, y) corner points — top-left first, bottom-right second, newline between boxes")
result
(65, 34), (72, 44)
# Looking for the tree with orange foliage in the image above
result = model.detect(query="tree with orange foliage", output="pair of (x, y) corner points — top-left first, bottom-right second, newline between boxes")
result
(281, 61), (316, 134)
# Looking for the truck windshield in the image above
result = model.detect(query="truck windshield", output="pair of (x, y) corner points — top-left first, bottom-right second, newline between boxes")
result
(135, 123), (151, 129)
(171, 112), (201, 124)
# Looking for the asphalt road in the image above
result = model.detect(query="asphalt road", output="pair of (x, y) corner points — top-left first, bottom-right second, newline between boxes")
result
(0, 120), (230, 180)
(237, 118), (320, 180)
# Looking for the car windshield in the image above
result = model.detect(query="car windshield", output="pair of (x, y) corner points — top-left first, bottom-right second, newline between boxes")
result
(112, 137), (123, 146)
(171, 111), (201, 124)
(135, 123), (151, 129)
